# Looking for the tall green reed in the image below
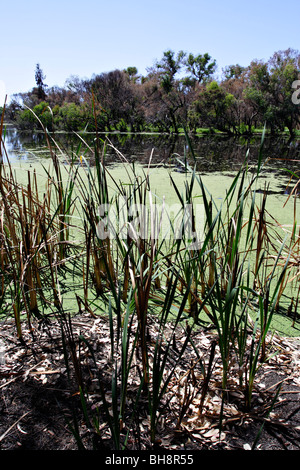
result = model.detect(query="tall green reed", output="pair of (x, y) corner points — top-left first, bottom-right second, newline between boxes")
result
(173, 130), (293, 413)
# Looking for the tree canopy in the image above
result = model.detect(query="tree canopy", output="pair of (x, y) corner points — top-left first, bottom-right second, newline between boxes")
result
(6, 49), (300, 136)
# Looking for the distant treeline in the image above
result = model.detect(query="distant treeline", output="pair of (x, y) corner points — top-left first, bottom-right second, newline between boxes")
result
(4, 48), (300, 137)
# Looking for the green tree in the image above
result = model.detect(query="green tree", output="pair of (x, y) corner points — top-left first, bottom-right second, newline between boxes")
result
(17, 101), (52, 131)
(35, 63), (47, 101)
(155, 50), (186, 84)
(86, 69), (144, 132)
(222, 64), (246, 80)
(124, 67), (140, 83)
(244, 50), (300, 136)
(268, 49), (300, 136)
(146, 50), (188, 133)
(56, 102), (90, 131)
(184, 53), (216, 84)
(221, 65), (260, 134)
(193, 81), (237, 133)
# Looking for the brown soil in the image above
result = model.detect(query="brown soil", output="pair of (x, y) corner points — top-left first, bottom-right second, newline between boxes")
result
(0, 313), (300, 452)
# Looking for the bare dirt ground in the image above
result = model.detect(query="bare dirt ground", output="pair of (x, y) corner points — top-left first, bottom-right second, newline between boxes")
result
(1, 313), (300, 452)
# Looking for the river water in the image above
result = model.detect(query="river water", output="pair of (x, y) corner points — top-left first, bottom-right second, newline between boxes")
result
(3, 126), (299, 219)
(3, 126), (300, 171)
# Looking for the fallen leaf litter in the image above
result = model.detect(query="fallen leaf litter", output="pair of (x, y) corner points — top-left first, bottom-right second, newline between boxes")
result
(0, 312), (300, 450)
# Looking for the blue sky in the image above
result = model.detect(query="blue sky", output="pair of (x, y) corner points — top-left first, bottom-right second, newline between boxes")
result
(1, 0), (299, 103)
